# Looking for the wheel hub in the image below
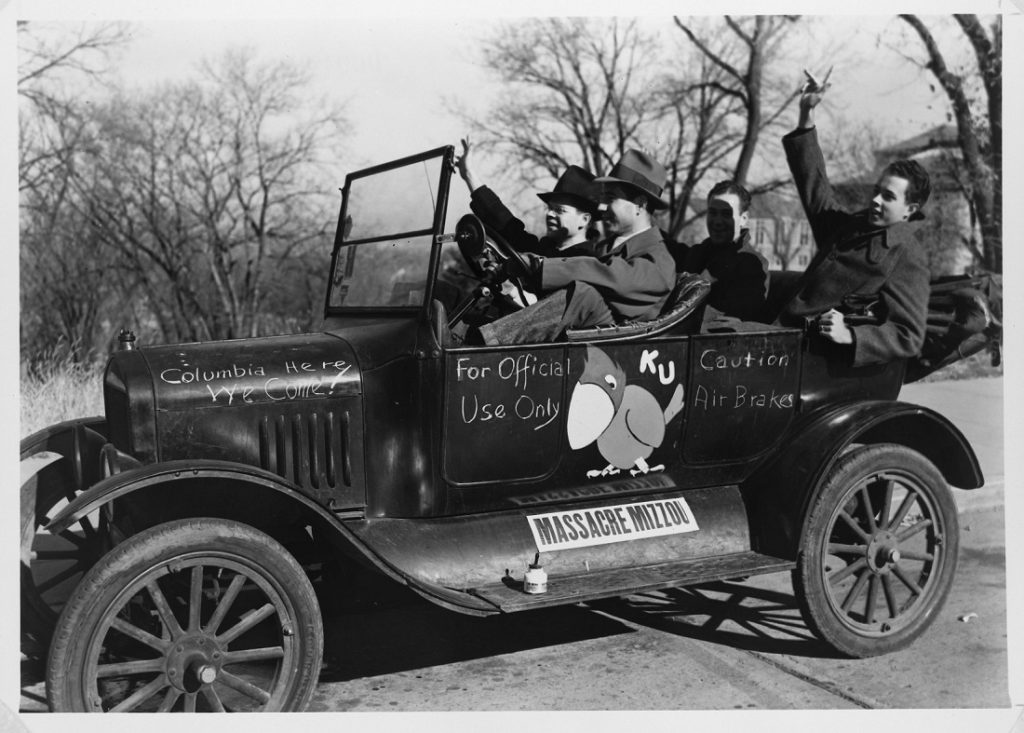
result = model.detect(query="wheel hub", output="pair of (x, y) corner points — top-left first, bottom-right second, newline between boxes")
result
(866, 529), (901, 574)
(165, 635), (223, 692)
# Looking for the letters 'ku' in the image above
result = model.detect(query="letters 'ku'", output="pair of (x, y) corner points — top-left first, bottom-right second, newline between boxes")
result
(566, 345), (684, 478)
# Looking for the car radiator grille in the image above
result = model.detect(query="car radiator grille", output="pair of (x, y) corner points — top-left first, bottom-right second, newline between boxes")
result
(257, 409), (352, 494)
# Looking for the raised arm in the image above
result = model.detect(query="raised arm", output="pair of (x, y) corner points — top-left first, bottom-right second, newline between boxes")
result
(455, 137), (483, 193)
(782, 67), (850, 247)
(796, 66), (831, 130)
(455, 136), (546, 254)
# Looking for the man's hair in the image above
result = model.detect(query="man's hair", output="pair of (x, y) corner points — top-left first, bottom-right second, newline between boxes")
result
(882, 159), (931, 207)
(707, 180), (752, 214)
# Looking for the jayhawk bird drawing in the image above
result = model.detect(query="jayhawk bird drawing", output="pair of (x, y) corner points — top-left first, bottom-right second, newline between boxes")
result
(567, 346), (685, 478)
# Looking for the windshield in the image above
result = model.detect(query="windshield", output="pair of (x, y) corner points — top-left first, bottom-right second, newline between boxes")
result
(327, 148), (453, 311)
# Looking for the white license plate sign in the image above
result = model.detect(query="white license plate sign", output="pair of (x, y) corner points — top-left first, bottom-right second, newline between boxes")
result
(527, 497), (699, 552)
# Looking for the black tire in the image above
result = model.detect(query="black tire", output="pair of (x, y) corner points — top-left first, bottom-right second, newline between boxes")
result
(793, 443), (959, 658)
(47, 518), (323, 712)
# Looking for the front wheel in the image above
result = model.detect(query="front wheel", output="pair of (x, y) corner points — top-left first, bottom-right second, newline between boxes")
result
(47, 518), (323, 712)
(793, 444), (959, 658)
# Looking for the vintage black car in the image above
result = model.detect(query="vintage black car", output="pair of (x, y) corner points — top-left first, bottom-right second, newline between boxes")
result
(21, 145), (988, 712)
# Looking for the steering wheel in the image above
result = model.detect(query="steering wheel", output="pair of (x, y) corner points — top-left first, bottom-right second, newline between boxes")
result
(455, 214), (534, 290)
(446, 214), (533, 330)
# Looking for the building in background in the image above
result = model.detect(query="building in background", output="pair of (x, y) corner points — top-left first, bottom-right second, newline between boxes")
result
(744, 124), (976, 277)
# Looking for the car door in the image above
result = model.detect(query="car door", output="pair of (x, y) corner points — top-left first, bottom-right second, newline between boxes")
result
(681, 330), (802, 465)
(442, 342), (570, 488)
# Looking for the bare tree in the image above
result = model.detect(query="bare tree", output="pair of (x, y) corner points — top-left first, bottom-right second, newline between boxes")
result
(657, 51), (746, 237)
(468, 18), (662, 184)
(20, 44), (348, 366)
(18, 22), (131, 193)
(18, 22), (133, 367)
(17, 21), (130, 96)
(672, 15), (800, 186)
(898, 14), (1001, 273)
(73, 49), (347, 344)
(465, 17), (808, 242)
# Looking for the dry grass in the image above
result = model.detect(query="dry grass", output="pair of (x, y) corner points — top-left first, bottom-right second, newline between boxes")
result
(20, 360), (105, 439)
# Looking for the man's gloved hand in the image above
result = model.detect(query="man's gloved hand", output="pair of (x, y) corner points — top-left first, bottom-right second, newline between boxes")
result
(501, 252), (543, 290)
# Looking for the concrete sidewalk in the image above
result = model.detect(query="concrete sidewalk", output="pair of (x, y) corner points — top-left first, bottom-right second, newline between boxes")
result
(899, 376), (1004, 513)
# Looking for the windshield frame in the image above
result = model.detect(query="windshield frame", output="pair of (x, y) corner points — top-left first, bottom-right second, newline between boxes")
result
(323, 145), (454, 317)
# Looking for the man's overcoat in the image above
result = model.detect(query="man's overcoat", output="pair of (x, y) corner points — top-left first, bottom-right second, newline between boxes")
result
(682, 229), (769, 322)
(779, 127), (930, 367)
(541, 227), (675, 322)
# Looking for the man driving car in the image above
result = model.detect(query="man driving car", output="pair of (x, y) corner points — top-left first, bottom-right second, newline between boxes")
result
(455, 137), (599, 259)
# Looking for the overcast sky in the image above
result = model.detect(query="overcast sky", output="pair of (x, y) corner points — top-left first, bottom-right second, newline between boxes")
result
(15, 5), (1017, 237)
(13, 7), (1017, 179)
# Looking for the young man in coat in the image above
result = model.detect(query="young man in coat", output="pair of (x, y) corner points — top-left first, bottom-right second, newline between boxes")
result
(455, 137), (598, 258)
(776, 69), (932, 367)
(476, 149), (676, 346)
(681, 180), (769, 322)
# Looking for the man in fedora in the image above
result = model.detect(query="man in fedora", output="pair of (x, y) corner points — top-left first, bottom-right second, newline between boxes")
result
(456, 137), (598, 258)
(475, 149), (676, 345)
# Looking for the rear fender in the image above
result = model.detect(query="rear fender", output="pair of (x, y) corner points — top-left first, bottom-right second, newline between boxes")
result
(746, 400), (983, 558)
(21, 417), (108, 489)
(22, 418), (111, 562)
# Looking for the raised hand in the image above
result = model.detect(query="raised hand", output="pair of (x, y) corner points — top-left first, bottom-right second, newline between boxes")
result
(800, 66), (833, 111)
(454, 136), (481, 191)
(796, 66), (833, 129)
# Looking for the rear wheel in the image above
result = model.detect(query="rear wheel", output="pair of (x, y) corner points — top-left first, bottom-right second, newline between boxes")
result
(794, 444), (958, 657)
(21, 421), (114, 658)
(47, 518), (323, 712)
(21, 474), (114, 657)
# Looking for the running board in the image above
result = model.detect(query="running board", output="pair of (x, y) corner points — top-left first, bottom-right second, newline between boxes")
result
(469, 551), (795, 613)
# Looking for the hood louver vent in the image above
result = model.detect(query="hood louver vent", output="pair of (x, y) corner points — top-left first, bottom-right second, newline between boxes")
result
(258, 409), (352, 495)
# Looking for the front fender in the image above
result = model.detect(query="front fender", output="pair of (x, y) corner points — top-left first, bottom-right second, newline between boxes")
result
(43, 459), (498, 615)
(746, 400), (983, 558)
(46, 459), (345, 536)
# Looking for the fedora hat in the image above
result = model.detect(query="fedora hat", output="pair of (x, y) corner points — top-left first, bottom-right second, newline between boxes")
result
(595, 149), (669, 209)
(537, 165), (599, 215)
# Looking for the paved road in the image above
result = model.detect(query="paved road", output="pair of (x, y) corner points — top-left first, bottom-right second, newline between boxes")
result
(899, 377), (1004, 511)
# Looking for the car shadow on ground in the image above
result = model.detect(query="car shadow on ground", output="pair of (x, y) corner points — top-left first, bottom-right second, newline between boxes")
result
(592, 580), (840, 658)
(317, 597), (633, 682)
(21, 577), (839, 707)
(19, 658), (48, 711)
(317, 577), (840, 683)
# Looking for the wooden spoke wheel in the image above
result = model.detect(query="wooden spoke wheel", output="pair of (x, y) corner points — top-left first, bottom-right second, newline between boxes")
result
(794, 444), (959, 658)
(47, 518), (323, 712)
(21, 421), (113, 657)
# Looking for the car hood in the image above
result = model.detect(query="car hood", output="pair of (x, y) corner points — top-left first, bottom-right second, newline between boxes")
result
(128, 332), (362, 413)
